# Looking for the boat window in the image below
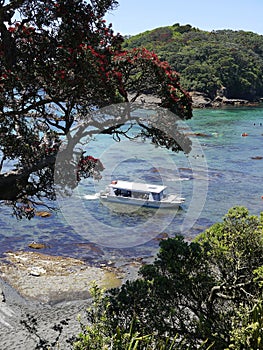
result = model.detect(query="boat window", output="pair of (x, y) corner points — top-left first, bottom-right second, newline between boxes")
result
(121, 189), (131, 197)
(114, 188), (121, 196)
(132, 192), (149, 200)
(152, 193), (160, 201)
(113, 189), (131, 197)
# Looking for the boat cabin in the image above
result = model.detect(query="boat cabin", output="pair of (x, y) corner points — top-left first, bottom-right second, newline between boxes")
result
(108, 180), (167, 202)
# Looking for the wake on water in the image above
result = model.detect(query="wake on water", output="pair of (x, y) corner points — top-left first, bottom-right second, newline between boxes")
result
(83, 193), (100, 200)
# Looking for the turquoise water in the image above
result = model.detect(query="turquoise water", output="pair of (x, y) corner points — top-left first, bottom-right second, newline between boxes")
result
(1, 106), (263, 265)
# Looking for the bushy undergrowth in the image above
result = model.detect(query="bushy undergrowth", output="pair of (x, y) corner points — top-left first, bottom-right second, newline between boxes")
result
(74, 207), (263, 350)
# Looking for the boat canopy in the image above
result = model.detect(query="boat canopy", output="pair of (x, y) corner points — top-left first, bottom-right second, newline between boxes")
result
(109, 180), (167, 194)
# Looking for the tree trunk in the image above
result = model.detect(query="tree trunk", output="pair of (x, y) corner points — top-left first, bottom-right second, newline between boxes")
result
(0, 154), (56, 200)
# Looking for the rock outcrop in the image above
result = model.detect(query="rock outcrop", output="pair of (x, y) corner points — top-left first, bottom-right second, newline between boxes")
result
(128, 91), (260, 109)
(189, 92), (213, 108)
(212, 95), (249, 107)
(0, 251), (121, 304)
(190, 91), (252, 108)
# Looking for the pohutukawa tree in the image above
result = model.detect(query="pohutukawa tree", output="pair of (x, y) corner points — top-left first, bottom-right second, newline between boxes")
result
(0, 0), (192, 218)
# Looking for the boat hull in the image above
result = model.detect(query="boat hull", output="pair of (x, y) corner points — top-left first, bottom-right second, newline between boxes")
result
(99, 194), (183, 209)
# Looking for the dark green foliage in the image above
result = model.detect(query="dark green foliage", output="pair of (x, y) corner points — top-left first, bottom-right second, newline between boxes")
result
(124, 25), (263, 100)
(73, 282), (183, 349)
(106, 207), (263, 349)
(196, 207), (263, 301)
(108, 236), (217, 349)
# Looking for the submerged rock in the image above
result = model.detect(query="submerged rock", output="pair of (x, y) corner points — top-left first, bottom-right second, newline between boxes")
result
(35, 211), (51, 218)
(28, 242), (47, 249)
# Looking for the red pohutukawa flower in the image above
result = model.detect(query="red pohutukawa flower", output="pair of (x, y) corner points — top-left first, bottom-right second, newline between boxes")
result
(76, 155), (104, 182)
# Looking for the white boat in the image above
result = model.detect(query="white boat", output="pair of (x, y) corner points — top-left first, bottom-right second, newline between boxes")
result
(99, 180), (185, 209)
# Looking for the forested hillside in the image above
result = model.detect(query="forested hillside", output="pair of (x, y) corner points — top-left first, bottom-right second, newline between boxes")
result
(123, 24), (263, 101)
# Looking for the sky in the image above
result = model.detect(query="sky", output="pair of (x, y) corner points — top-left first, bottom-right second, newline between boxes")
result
(105, 0), (263, 36)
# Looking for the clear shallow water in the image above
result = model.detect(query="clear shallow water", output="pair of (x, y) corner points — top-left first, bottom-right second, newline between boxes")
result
(1, 106), (263, 265)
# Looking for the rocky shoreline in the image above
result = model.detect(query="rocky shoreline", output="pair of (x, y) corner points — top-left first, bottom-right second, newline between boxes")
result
(0, 251), (142, 349)
(0, 251), (122, 304)
(0, 276), (91, 349)
(190, 91), (263, 108)
(129, 91), (263, 109)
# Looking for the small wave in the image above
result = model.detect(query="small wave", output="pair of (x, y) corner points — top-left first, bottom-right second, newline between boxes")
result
(169, 178), (191, 182)
(83, 193), (100, 200)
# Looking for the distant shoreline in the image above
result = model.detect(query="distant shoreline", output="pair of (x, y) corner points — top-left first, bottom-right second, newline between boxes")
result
(190, 91), (263, 109)
(128, 92), (263, 109)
